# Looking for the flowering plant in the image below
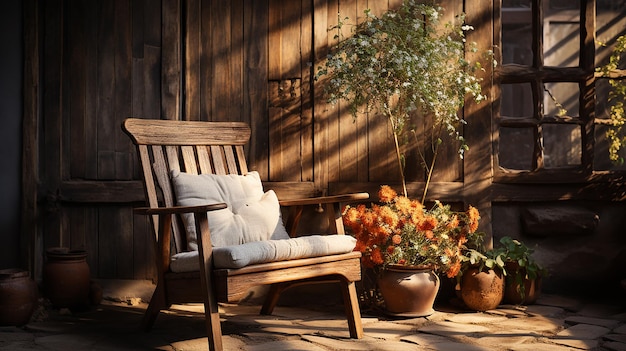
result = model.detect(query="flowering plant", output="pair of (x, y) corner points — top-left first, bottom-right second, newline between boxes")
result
(316, 1), (491, 201)
(343, 185), (481, 279)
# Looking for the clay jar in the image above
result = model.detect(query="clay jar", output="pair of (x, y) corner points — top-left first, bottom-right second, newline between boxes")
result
(504, 262), (542, 305)
(377, 265), (440, 317)
(460, 267), (504, 311)
(43, 248), (90, 309)
(0, 268), (38, 326)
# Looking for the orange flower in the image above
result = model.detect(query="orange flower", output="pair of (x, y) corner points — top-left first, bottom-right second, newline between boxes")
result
(354, 240), (366, 253)
(378, 185), (397, 203)
(446, 261), (461, 278)
(387, 246), (395, 254)
(424, 230), (434, 240)
(419, 216), (438, 231)
(379, 205), (399, 229)
(467, 206), (480, 233)
(394, 196), (412, 215)
(370, 247), (384, 266)
(391, 234), (402, 245)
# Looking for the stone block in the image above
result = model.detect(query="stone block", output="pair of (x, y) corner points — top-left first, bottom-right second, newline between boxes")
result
(521, 206), (599, 237)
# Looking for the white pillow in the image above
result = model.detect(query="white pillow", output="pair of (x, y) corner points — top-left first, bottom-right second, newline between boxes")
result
(170, 170), (290, 249)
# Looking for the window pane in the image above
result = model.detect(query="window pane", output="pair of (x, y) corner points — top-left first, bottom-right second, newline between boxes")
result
(501, 83), (533, 118)
(595, 78), (611, 120)
(502, 0), (532, 65)
(543, 124), (581, 168)
(499, 127), (534, 170)
(596, 0), (626, 52)
(543, 82), (579, 117)
(544, 3), (580, 67)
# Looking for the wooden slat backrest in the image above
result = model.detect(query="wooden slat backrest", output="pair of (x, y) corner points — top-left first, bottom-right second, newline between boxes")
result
(123, 118), (252, 252)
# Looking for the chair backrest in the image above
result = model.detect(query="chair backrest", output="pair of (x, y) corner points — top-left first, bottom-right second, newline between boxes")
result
(122, 118), (252, 252)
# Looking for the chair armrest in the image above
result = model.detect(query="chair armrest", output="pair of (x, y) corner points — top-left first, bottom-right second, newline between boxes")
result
(279, 193), (369, 237)
(279, 193), (369, 207)
(133, 203), (227, 216)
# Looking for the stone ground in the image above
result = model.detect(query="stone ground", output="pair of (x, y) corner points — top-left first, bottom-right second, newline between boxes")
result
(1, 280), (625, 351)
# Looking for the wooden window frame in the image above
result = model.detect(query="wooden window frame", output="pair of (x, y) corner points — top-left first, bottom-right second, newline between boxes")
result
(493, 0), (606, 184)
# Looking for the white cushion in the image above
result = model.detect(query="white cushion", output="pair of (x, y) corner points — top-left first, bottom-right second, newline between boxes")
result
(170, 235), (357, 271)
(170, 170), (290, 249)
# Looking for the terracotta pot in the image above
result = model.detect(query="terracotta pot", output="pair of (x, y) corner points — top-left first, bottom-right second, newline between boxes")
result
(377, 265), (440, 317)
(460, 267), (504, 311)
(0, 269), (38, 326)
(504, 263), (542, 305)
(43, 248), (90, 309)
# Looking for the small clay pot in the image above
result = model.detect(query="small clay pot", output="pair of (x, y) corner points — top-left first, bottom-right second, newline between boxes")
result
(0, 268), (38, 326)
(460, 267), (504, 311)
(43, 248), (90, 309)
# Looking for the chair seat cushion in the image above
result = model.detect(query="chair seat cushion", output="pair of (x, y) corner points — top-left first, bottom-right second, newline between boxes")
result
(170, 235), (357, 272)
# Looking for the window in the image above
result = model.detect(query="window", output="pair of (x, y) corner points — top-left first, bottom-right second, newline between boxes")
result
(496, 0), (626, 178)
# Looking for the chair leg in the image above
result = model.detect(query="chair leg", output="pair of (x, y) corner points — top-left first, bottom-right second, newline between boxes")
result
(141, 281), (168, 331)
(260, 283), (289, 315)
(339, 281), (364, 339)
(204, 294), (223, 351)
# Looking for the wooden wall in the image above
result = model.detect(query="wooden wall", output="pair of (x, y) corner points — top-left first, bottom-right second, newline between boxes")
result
(24, 0), (493, 280)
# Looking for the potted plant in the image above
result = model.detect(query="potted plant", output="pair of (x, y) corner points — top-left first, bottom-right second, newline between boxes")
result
(343, 185), (482, 316)
(315, 1), (490, 201)
(498, 236), (547, 305)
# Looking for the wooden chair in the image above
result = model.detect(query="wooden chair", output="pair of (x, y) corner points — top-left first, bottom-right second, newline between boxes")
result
(122, 118), (367, 351)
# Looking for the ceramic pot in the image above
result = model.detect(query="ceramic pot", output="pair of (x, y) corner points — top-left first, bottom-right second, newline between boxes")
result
(460, 267), (504, 311)
(504, 263), (541, 305)
(43, 248), (90, 309)
(0, 268), (38, 326)
(377, 265), (440, 317)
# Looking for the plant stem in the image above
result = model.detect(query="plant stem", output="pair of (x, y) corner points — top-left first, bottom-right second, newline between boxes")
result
(386, 107), (408, 197)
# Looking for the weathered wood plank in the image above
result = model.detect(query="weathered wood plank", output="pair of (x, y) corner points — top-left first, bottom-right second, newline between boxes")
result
(326, 0), (340, 184)
(68, 0), (87, 179)
(96, 0), (116, 180)
(230, 0), (244, 120)
(268, 0), (282, 81)
(162, 0), (181, 121)
(463, 0), (494, 241)
(117, 207), (135, 279)
(131, 0), (144, 59)
(366, 1), (396, 184)
(301, 0), (314, 182)
(185, 0), (201, 120)
(269, 82), (283, 181)
(58, 180), (145, 203)
(114, 0), (133, 181)
(84, 207), (99, 278)
(313, 0), (329, 192)
(353, 0), (368, 183)
(43, 0), (64, 250)
(22, 0), (40, 272)
(133, 212), (155, 280)
(337, 0), (358, 182)
(243, 0), (269, 178)
(200, 0), (212, 121)
(211, 1), (231, 121)
(98, 206), (118, 278)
